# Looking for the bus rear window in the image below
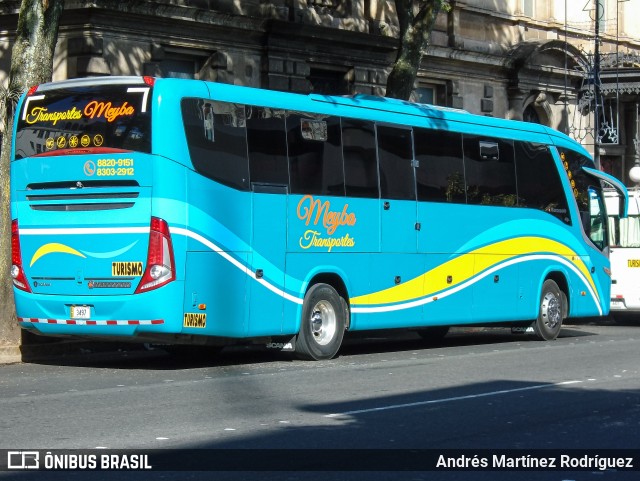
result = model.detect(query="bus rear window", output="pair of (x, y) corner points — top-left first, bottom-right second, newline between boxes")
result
(15, 84), (152, 159)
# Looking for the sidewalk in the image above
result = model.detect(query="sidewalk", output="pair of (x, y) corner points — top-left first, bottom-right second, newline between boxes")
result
(0, 343), (20, 364)
(0, 339), (150, 365)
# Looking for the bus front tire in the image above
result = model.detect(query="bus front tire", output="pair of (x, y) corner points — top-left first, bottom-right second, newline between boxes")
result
(533, 279), (564, 341)
(295, 283), (346, 361)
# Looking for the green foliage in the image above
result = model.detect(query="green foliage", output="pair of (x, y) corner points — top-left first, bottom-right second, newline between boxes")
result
(386, 0), (450, 100)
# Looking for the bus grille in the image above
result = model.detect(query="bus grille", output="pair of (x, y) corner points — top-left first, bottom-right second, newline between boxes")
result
(26, 180), (140, 212)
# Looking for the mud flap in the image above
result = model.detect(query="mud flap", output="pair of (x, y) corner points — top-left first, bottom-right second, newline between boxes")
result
(511, 326), (535, 334)
(265, 336), (296, 351)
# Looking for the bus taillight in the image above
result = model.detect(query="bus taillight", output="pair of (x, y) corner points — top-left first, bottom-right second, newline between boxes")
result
(135, 217), (175, 294)
(11, 220), (31, 293)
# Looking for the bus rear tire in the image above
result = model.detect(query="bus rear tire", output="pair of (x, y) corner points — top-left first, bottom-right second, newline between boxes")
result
(533, 279), (564, 341)
(295, 283), (346, 361)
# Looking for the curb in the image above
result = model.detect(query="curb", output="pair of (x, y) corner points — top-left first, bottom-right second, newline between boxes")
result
(0, 340), (151, 364)
(0, 344), (21, 364)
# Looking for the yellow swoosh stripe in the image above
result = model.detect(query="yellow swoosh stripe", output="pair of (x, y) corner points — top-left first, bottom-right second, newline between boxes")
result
(30, 243), (86, 267)
(350, 237), (594, 307)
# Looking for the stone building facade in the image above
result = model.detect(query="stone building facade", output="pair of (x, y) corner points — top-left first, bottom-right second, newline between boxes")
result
(1, 0), (639, 182)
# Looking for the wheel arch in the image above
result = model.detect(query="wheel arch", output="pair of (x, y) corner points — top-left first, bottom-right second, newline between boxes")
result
(305, 272), (351, 330)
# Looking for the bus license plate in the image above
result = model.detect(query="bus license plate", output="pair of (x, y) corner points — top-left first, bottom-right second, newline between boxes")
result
(70, 306), (91, 319)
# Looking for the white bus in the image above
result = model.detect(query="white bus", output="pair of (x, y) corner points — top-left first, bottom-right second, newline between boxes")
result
(606, 188), (640, 318)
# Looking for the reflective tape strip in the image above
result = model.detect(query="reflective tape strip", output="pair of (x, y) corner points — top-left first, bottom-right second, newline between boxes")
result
(18, 318), (164, 325)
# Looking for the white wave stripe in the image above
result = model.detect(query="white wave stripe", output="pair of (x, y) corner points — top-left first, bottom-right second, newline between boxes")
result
(18, 226), (600, 315)
(20, 227), (150, 235)
(351, 254), (602, 315)
(170, 227), (303, 305)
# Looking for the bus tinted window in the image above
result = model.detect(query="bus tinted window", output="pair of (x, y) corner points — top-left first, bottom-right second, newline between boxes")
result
(561, 149), (607, 250)
(287, 114), (344, 196)
(464, 135), (516, 206)
(414, 128), (465, 203)
(15, 84), (151, 159)
(377, 125), (416, 200)
(246, 107), (288, 188)
(515, 142), (570, 223)
(341, 119), (379, 198)
(181, 99), (249, 191)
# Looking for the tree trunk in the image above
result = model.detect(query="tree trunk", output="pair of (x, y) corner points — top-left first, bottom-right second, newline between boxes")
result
(386, 22), (424, 101)
(0, 0), (64, 350)
(385, 1), (445, 101)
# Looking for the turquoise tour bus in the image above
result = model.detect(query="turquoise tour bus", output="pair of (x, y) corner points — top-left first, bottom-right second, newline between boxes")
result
(10, 76), (627, 360)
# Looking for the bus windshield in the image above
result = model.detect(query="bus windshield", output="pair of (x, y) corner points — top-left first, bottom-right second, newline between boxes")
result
(15, 82), (152, 159)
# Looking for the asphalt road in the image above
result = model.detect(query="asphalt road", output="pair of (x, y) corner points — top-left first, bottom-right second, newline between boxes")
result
(1, 317), (639, 481)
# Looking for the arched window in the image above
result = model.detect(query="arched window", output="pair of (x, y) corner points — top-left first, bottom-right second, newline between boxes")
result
(523, 104), (541, 124)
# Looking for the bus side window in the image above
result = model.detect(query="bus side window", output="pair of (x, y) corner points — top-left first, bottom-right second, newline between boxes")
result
(563, 149), (608, 251)
(463, 135), (516, 207)
(377, 125), (416, 200)
(515, 142), (570, 224)
(588, 187), (607, 250)
(414, 128), (465, 204)
(246, 107), (289, 189)
(181, 98), (249, 191)
(287, 113), (344, 196)
(342, 119), (379, 198)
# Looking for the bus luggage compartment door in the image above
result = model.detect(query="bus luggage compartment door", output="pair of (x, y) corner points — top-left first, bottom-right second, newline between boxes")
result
(248, 189), (287, 336)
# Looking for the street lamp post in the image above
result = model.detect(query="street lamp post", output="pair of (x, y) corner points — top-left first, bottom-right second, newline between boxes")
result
(629, 104), (640, 184)
(593, 0), (602, 169)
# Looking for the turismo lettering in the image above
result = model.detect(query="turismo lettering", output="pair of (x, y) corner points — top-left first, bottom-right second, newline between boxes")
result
(184, 313), (207, 328)
(111, 262), (143, 277)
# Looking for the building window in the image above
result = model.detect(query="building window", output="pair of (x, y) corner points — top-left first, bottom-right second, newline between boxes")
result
(523, 104), (541, 124)
(309, 67), (352, 95)
(414, 87), (434, 105)
(522, 0), (534, 17)
(145, 58), (197, 79)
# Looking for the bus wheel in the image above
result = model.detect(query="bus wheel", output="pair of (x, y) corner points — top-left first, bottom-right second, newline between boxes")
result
(533, 279), (564, 341)
(295, 283), (346, 361)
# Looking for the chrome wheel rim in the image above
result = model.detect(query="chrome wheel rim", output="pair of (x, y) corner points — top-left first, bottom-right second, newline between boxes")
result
(541, 291), (561, 329)
(309, 300), (337, 346)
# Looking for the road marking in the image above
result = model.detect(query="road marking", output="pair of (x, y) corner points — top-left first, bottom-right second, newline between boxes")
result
(325, 380), (583, 418)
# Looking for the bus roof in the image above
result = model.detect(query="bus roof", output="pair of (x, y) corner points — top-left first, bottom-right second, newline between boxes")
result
(29, 75), (590, 156)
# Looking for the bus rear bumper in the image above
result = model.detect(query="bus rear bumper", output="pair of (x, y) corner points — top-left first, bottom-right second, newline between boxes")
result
(15, 282), (184, 339)
(609, 297), (640, 312)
